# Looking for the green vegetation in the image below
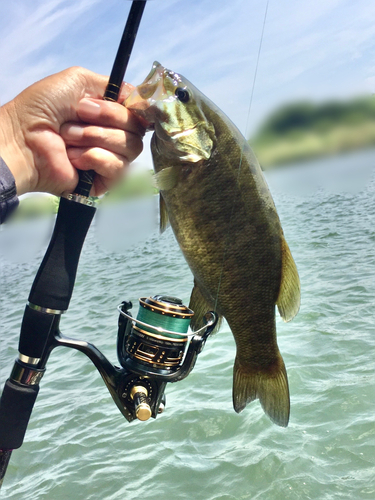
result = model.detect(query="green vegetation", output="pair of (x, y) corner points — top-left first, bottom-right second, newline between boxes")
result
(11, 194), (59, 221)
(250, 95), (375, 168)
(99, 169), (157, 205)
(11, 96), (375, 219)
(9, 170), (156, 222)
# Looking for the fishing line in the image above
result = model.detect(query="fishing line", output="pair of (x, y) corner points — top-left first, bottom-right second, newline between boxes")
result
(213, 0), (270, 313)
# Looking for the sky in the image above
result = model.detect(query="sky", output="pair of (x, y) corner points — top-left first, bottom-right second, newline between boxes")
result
(0, 0), (374, 169)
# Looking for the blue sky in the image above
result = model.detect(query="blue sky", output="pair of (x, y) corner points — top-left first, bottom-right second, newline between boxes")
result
(0, 0), (374, 168)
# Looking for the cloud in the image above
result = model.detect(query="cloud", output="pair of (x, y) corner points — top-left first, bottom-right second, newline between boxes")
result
(128, 0), (375, 135)
(0, 0), (374, 149)
(0, 0), (106, 102)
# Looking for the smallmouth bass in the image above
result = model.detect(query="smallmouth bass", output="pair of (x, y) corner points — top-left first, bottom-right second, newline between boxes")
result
(125, 62), (300, 427)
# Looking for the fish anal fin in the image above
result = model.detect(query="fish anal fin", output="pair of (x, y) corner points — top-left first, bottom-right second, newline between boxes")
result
(277, 235), (301, 322)
(159, 195), (170, 233)
(233, 354), (290, 427)
(189, 281), (223, 333)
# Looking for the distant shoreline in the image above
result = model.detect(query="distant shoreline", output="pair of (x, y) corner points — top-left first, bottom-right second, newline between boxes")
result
(250, 96), (375, 170)
(8, 95), (375, 221)
(252, 122), (375, 169)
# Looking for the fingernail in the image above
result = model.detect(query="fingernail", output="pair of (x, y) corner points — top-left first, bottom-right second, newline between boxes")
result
(64, 124), (84, 139)
(78, 98), (101, 117)
(67, 147), (84, 159)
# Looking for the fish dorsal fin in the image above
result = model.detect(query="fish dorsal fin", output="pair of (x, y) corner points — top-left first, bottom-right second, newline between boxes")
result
(189, 281), (223, 333)
(153, 166), (180, 191)
(276, 235), (301, 322)
(159, 195), (170, 233)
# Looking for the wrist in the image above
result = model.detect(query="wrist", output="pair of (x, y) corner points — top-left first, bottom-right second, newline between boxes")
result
(0, 101), (35, 196)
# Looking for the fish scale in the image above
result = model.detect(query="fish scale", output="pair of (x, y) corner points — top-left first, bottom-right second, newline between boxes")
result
(125, 61), (300, 427)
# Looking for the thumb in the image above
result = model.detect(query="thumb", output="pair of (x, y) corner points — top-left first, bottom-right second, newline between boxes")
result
(78, 67), (134, 102)
(72, 67), (110, 100)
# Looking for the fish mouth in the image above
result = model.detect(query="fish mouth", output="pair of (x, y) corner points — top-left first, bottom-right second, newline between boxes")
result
(138, 61), (165, 99)
(142, 61), (164, 87)
(125, 62), (166, 110)
(125, 61), (179, 126)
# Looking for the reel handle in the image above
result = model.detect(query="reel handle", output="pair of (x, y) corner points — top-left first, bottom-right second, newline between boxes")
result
(130, 386), (152, 421)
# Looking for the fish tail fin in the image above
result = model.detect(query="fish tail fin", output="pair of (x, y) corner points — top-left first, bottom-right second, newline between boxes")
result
(233, 354), (290, 427)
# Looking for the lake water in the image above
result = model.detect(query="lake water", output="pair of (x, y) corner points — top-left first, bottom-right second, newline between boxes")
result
(1, 149), (375, 499)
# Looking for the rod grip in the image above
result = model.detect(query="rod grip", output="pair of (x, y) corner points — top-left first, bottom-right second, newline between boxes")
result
(0, 380), (39, 450)
(18, 306), (56, 359)
(28, 197), (96, 311)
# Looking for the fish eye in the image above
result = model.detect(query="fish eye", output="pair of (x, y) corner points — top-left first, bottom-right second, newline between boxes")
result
(175, 87), (190, 103)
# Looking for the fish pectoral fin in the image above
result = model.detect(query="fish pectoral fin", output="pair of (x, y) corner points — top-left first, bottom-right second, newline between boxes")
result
(153, 166), (180, 191)
(233, 354), (290, 427)
(189, 281), (223, 333)
(159, 195), (170, 233)
(276, 235), (301, 322)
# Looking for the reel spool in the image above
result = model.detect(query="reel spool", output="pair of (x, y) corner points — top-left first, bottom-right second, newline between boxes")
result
(123, 295), (194, 372)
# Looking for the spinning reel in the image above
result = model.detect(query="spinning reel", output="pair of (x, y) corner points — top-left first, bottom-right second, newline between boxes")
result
(0, 291), (217, 455)
(115, 295), (217, 421)
(54, 294), (217, 424)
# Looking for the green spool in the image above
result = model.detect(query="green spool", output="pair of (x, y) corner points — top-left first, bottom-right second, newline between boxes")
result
(136, 296), (194, 339)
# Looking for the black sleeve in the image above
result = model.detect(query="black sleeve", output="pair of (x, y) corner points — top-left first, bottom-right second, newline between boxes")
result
(0, 157), (19, 224)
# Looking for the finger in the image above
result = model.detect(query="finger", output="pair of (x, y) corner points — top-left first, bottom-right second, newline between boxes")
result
(78, 68), (134, 102)
(61, 123), (144, 162)
(91, 174), (122, 197)
(76, 98), (146, 136)
(67, 146), (129, 179)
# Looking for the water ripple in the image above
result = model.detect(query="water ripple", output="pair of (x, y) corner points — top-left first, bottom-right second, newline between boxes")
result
(1, 153), (375, 499)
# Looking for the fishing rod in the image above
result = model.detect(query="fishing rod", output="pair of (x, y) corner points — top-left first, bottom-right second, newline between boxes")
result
(75, 0), (147, 198)
(0, 0), (217, 489)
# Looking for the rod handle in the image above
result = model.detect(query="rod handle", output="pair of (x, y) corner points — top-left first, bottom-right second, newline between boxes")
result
(28, 197), (96, 311)
(0, 380), (39, 450)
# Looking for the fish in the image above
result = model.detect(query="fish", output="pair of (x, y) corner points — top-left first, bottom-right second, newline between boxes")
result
(125, 62), (300, 427)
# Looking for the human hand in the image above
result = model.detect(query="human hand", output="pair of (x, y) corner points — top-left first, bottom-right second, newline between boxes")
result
(0, 67), (145, 197)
